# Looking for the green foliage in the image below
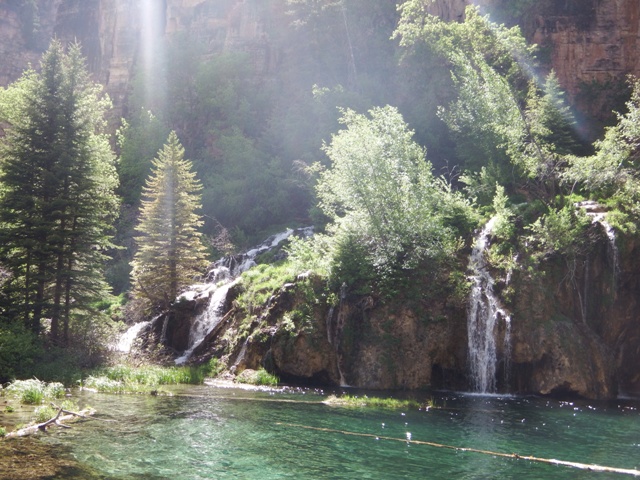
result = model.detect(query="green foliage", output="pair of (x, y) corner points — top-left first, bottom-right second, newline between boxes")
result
(286, 233), (333, 277)
(83, 363), (210, 394)
(100, 364), (208, 386)
(33, 405), (57, 423)
(238, 263), (297, 314)
(324, 394), (421, 410)
(526, 204), (591, 259)
(236, 368), (279, 386)
(318, 106), (473, 273)
(131, 132), (208, 312)
(5, 379), (64, 405)
(328, 233), (376, 295)
(563, 77), (640, 223)
(0, 40), (119, 343)
(116, 110), (169, 206)
(0, 426), (5, 437)
(203, 358), (225, 378)
(396, 4), (580, 201)
(0, 322), (42, 382)
(491, 184), (516, 241)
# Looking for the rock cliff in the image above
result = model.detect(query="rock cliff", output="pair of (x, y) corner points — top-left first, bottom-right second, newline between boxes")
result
(1, 0), (639, 124)
(146, 218), (639, 400)
(0, 0), (273, 118)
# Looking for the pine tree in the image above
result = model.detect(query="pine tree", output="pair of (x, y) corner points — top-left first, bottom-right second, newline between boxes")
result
(0, 40), (118, 344)
(131, 132), (207, 312)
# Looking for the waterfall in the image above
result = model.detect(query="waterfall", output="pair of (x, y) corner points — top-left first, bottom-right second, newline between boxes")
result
(467, 217), (512, 393)
(575, 201), (620, 290)
(602, 221), (620, 291)
(115, 319), (152, 353)
(114, 227), (314, 362)
(172, 226), (314, 364)
(174, 279), (239, 365)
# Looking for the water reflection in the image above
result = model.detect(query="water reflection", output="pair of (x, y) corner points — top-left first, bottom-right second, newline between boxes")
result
(5, 386), (637, 479)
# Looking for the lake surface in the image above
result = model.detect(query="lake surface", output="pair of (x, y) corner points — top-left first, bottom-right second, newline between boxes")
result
(4, 384), (640, 479)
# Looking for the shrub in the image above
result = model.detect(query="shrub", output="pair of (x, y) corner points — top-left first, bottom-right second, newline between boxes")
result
(236, 368), (279, 386)
(34, 405), (57, 423)
(5, 379), (64, 404)
(0, 426), (6, 437)
(0, 323), (42, 382)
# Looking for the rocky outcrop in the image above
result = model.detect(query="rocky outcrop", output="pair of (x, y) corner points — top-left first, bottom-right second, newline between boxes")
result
(505, 222), (640, 399)
(529, 1), (640, 94)
(143, 215), (640, 399)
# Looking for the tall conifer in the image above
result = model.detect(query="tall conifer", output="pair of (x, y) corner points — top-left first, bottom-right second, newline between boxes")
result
(0, 40), (118, 344)
(131, 132), (207, 312)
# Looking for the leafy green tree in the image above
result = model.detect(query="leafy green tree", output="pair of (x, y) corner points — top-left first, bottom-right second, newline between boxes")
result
(131, 132), (207, 312)
(562, 77), (640, 229)
(317, 105), (474, 271)
(0, 40), (118, 344)
(395, 3), (581, 201)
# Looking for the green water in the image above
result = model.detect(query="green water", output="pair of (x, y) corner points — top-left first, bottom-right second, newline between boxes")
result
(17, 385), (640, 479)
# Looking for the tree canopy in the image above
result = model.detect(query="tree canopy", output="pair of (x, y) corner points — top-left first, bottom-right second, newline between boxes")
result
(317, 105), (475, 272)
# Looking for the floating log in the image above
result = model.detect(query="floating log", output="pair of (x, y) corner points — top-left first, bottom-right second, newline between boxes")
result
(276, 422), (640, 477)
(3, 404), (96, 439)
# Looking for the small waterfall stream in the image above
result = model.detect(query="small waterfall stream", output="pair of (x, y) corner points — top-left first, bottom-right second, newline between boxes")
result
(114, 319), (152, 353)
(576, 201), (620, 290)
(174, 279), (239, 364)
(116, 227), (314, 362)
(467, 217), (512, 393)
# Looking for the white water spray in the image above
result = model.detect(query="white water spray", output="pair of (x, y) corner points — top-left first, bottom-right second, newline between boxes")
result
(114, 227), (314, 363)
(174, 279), (239, 365)
(115, 320), (151, 353)
(467, 217), (512, 393)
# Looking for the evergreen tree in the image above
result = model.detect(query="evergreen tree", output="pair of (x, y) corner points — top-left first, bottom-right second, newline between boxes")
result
(0, 40), (118, 344)
(131, 132), (207, 312)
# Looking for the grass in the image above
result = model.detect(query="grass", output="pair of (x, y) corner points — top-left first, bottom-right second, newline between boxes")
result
(236, 368), (279, 386)
(33, 405), (57, 423)
(324, 394), (422, 410)
(82, 362), (220, 394)
(0, 426), (5, 437)
(4, 379), (65, 404)
(238, 263), (297, 313)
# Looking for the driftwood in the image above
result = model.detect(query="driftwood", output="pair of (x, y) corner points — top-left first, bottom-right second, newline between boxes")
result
(3, 403), (96, 439)
(277, 422), (640, 477)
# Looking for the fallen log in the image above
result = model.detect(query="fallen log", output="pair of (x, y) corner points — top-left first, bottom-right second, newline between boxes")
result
(276, 422), (640, 477)
(3, 404), (96, 439)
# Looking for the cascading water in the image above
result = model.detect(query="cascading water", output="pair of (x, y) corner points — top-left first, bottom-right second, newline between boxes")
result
(174, 279), (239, 364)
(467, 217), (512, 394)
(115, 227), (314, 362)
(576, 201), (620, 290)
(114, 319), (152, 353)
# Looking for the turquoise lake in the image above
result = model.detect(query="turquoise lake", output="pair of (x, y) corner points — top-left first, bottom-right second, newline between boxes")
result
(9, 384), (640, 479)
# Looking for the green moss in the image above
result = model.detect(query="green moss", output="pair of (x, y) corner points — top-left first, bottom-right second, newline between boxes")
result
(324, 394), (421, 410)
